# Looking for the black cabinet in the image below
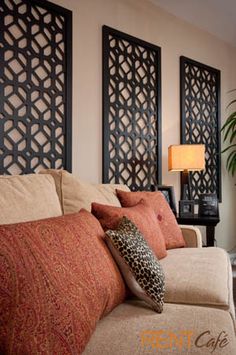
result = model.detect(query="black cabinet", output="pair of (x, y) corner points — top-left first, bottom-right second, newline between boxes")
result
(176, 215), (220, 247)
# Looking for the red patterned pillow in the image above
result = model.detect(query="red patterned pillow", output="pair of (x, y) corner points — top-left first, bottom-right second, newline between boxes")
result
(116, 190), (186, 249)
(91, 200), (167, 259)
(0, 210), (125, 354)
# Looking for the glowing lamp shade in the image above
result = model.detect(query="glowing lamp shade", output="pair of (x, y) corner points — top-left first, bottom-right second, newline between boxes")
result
(168, 144), (205, 201)
(168, 144), (205, 172)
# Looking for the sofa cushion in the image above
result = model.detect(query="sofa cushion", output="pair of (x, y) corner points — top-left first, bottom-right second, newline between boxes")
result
(160, 247), (234, 316)
(116, 189), (185, 249)
(92, 200), (167, 260)
(106, 217), (165, 313)
(83, 300), (236, 355)
(39, 169), (130, 214)
(0, 174), (62, 224)
(0, 210), (126, 354)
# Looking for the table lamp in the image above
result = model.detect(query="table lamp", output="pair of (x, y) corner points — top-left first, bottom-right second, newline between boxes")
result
(168, 144), (205, 215)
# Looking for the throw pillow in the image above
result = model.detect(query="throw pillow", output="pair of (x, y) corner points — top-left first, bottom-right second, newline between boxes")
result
(39, 169), (130, 214)
(105, 216), (165, 313)
(0, 174), (62, 224)
(0, 210), (126, 354)
(91, 200), (167, 259)
(116, 189), (186, 249)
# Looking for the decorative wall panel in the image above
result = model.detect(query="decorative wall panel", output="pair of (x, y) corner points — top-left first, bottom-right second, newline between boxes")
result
(103, 26), (161, 191)
(0, 0), (72, 174)
(180, 56), (221, 201)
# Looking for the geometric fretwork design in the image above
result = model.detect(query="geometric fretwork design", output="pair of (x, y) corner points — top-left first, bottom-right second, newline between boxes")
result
(180, 56), (221, 201)
(103, 26), (162, 191)
(0, 0), (72, 174)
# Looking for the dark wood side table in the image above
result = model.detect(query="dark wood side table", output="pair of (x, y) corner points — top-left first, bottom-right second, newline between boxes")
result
(176, 214), (220, 247)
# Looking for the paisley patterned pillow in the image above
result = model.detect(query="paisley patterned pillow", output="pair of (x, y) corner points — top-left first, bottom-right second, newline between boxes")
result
(105, 216), (165, 313)
(0, 210), (126, 354)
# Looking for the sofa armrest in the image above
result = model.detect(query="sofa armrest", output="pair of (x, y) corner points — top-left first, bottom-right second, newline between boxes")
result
(179, 225), (202, 248)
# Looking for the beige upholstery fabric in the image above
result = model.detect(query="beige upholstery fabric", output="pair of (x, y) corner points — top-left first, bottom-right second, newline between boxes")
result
(39, 169), (130, 214)
(180, 225), (202, 248)
(84, 300), (236, 355)
(39, 168), (63, 204)
(160, 247), (235, 317)
(0, 174), (62, 224)
(227, 255), (235, 322)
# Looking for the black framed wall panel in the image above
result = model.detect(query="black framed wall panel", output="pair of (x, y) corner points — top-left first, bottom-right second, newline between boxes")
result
(0, 0), (72, 174)
(180, 56), (221, 201)
(103, 25), (162, 191)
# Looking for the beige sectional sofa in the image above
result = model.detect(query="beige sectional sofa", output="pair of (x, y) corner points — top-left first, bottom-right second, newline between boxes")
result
(0, 170), (235, 354)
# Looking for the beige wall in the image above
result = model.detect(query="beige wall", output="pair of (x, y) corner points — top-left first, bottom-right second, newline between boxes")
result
(50, 0), (236, 250)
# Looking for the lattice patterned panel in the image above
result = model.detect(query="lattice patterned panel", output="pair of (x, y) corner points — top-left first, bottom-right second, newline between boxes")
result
(103, 26), (161, 191)
(180, 56), (221, 201)
(0, 0), (72, 175)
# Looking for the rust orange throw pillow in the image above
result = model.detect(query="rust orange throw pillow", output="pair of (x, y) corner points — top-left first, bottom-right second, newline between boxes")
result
(91, 200), (167, 259)
(0, 210), (125, 354)
(116, 190), (186, 250)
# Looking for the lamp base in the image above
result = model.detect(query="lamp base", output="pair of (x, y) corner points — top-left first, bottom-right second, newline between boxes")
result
(179, 200), (194, 217)
(181, 170), (192, 200)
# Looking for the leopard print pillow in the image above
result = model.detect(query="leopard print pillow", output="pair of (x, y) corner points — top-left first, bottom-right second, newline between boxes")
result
(105, 216), (165, 313)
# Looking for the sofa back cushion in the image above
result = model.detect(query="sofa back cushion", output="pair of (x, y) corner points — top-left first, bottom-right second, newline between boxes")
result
(92, 200), (167, 260)
(0, 210), (126, 354)
(116, 189), (185, 249)
(0, 174), (62, 225)
(39, 169), (130, 214)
